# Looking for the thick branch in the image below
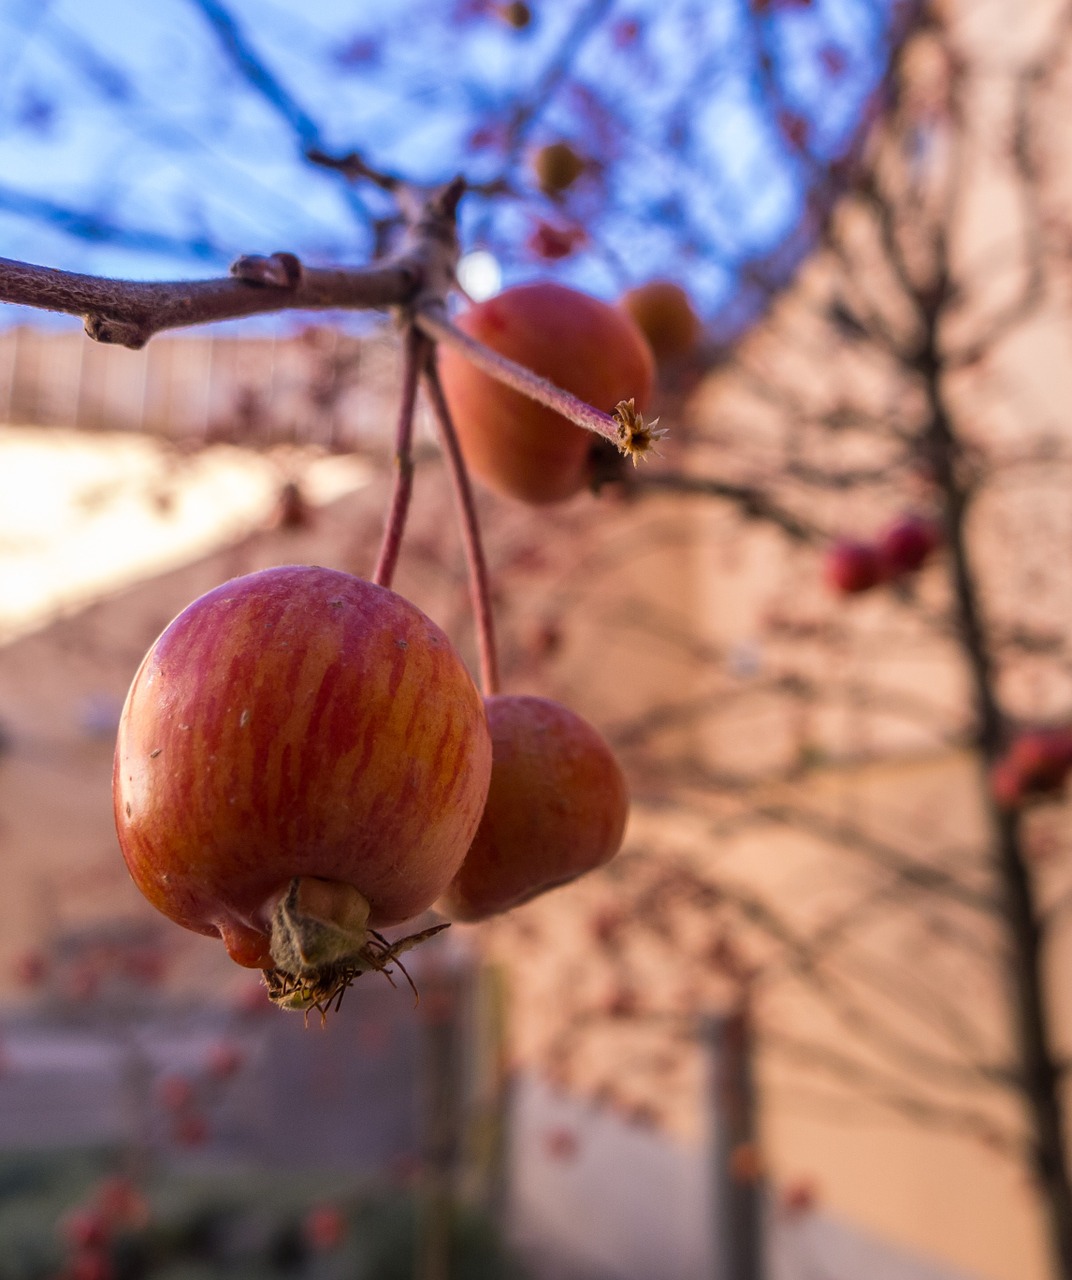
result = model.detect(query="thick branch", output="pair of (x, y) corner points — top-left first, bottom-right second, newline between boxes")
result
(0, 255), (416, 349)
(918, 273), (1072, 1270)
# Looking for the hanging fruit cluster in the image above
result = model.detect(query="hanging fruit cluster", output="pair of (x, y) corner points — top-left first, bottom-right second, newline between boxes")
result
(114, 267), (654, 1014)
(823, 513), (944, 595)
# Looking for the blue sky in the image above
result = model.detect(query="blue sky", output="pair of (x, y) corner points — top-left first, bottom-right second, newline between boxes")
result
(0, 0), (897, 334)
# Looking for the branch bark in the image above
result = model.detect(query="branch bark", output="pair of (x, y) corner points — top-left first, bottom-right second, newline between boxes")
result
(0, 255), (416, 348)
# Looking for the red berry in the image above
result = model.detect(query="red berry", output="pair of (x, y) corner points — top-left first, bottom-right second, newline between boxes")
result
(437, 696), (629, 921)
(878, 514), (942, 577)
(781, 1178), (819, 1215)
(989, 758), (1024, 809)
(63, 1251), (114, 1280)
(1013, 729), (1072, 786)
(206, 1042), (245, 1080)
(437, 283), (654, 504)
(173, 1112), (209, 1147)
(93, 1176), (148, 1228)
(158, 1075), (195, 1113)
(526, 220), (586, 261)
(61, 1209), (111, 1251)
(543, 1127), (579, 1160)
(823, 539), (884, 595)
(303, 1204), (347, 1251)
(14, 950), (48, 987)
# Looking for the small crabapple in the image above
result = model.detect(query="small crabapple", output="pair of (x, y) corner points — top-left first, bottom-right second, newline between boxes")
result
(437, 696), (629, 921)
(437, 283), (654, 504)
(823, 539), (884, 595)
(620, 281), (701, 362)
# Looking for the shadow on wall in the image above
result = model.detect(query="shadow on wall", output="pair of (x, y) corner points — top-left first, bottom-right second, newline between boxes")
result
(508, 1071), (982, 1280)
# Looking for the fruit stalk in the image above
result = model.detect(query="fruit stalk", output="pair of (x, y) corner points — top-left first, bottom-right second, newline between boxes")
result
(373, 325), (427, 589)
(422, 355), (500, 696)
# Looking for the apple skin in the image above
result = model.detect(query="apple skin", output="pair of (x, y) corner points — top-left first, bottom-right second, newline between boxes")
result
(437, 695), (629, 922)
(113, 565), (492, 967)
(823, 539), (884, 595)
(620, 281), (701, 362)
(437, 282), (655, 504)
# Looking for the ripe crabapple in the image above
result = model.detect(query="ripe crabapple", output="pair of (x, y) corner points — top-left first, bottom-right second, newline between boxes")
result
(620, 281), (701, 362)
(437, 695), (629, 921)
(206, 1041), (245, 1080)
(532, 141), (585, 195)
(303, 1204), (347, 1251)
(497, 1), (531, 29)
(113, 565), (492, 1010)
(991, 726), (1072, 807)
(878, 514), (942, 577)
(823, 538), (884, 595)
(437, 282), (654, 504)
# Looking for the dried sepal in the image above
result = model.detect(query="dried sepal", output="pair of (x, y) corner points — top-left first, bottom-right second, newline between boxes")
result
(264, 876), (450, 1017)
(264, 922), (450, 1018)
(613, 399), (666, 465)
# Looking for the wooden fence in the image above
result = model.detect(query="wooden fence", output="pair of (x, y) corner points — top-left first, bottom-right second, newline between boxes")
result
(0, 324), (402, 451)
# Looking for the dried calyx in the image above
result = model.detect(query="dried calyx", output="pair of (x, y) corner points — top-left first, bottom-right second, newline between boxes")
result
(614, 399), (666, 464)
(263, 877), (447, 1015)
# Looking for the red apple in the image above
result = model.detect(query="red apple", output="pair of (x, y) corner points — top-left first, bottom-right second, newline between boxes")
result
(620, 281), (702, 363)
(113, 566), (492, 994)
(303, 1204), (347, 1251)
(878, 514), (942, 577)
(823, 539), (884, 595)
(993, 727), (1072, 807)
(437, 696), (629, 921)
(437, 283), (654, 504)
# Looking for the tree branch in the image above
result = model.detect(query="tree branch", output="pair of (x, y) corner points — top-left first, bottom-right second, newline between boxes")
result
(0, 254), (416, 348)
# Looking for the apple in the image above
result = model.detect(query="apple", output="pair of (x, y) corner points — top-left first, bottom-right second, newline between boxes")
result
(878, 514), (942, 577)
(113, 566), (492, 1003)
(620, 281), (701, 362)
(437, 695), (629, 921)
(823, 539), (884, 594)
(437, 282), (654, 504)
(532, 141), (585, 195)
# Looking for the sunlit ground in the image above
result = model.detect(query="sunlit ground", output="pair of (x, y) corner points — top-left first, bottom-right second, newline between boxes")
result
(0, 426), (372, 643)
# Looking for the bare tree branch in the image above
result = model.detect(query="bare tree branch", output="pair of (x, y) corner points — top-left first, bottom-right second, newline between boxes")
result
(0, 254), (415, 348)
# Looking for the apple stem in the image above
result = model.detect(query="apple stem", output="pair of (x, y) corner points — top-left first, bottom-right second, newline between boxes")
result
(415, 303), (663, 463)
(421, 352), (500, 696)
(373, 325), (427, 590)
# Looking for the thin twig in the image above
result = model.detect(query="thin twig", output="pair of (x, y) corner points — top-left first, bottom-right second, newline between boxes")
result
(421, 353), (500, 697)
(626, 470), (819, 543)
(373, 325), (427, 590)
